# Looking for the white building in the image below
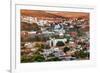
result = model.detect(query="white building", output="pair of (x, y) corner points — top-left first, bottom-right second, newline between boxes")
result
(48, 38), (67, 47)
(21, 16), (37, 24)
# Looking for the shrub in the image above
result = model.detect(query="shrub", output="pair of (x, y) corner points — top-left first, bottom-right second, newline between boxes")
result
(32, 54), (45, 62)
(21, 55), (33, 63)
(63, 47), (70, 53)
(74, 50), (89, 59)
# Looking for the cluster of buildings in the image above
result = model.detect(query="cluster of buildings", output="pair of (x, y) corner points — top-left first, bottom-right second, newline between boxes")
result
(21, 12), (90, 62)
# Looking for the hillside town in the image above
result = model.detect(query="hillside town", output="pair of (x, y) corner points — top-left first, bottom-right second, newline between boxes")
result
(21, 10), (90, 63)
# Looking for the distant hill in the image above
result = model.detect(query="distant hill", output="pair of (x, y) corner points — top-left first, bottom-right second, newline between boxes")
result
(50, 11), (89, 18)
(21, 10), (65, 18)
(21, 10), (89, 19)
